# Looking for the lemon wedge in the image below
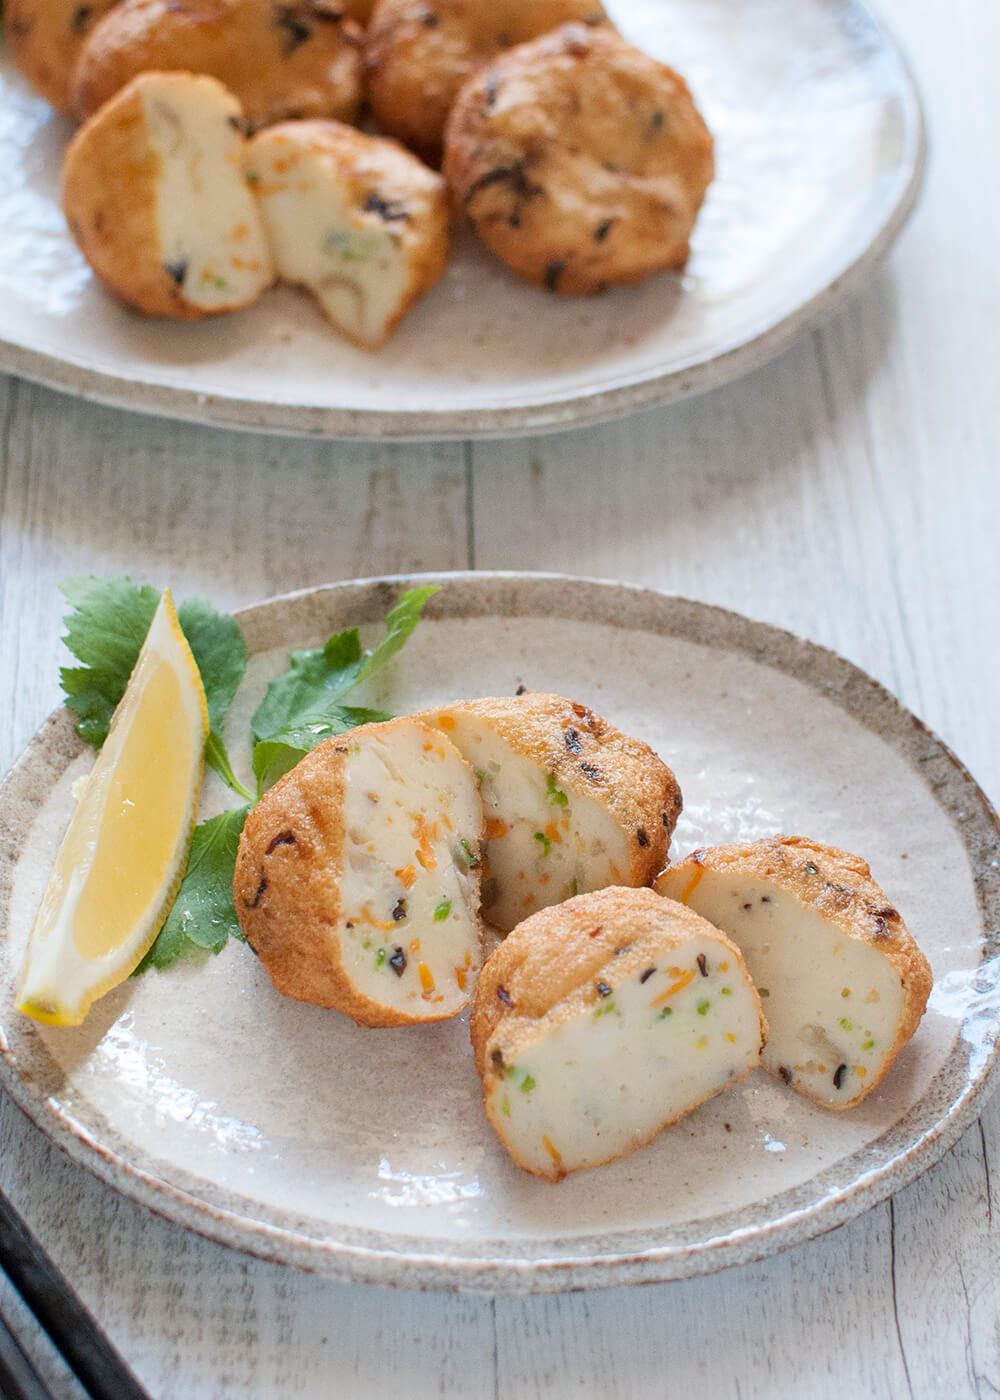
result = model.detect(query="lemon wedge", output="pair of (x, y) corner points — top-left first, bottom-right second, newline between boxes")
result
(17, 589), (209, 1026)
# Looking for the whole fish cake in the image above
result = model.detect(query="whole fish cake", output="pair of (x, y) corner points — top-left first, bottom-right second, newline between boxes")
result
(471, 887), (766, 1180)
(444, 23), (714, 294)
(6, 0), (120, 115)
(244, 120), (450, 348)
(366, 0), (611, 165)
(62, 72), (274, 319)
(420, 692), (681, 933)
(655, 836), (932, 1109)
(234, 716), (484, 1026)
(72, 0), (364, 129)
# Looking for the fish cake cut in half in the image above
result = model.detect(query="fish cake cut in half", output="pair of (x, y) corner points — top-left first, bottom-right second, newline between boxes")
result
(62, 72), (274, 319)
(234, 717), (484, 1027)
(244, 120), (451, 348)
(6, 0), (120, 116)
(655, 836), (933, 1110)
(443, 23), (714, 294)
(420, 692), (681, 933)
(471, 887), (766, 1181)
(366, 0), (611, 165)
(72, 0), (364, 129)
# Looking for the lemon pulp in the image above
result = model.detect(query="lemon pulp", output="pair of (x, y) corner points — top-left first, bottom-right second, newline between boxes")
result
(17, 590), (209, 1025)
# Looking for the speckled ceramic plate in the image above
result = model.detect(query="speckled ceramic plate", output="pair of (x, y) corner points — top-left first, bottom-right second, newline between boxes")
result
(0, 0), (924, 439)
(1, 574), (997, 1293)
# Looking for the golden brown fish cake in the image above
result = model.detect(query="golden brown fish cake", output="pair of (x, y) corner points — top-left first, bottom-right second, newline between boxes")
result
(234, 717), (485, 1027)
(245, 119), (451, 348)
(340, 0), (375, 20)
(72, 0), (364, 129)
(419, 691), (682, 932)
(365, 0), (610, 165)
(471, 887), (766, 1180)
(443, 23), (714, 294)
(655, 836), (933, 1109)
(6, 0), (120, 115)
(62, 72), (274, 318)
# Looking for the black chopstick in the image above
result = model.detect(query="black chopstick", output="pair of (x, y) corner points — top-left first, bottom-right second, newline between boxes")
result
(0, 1185), (152, 1400)
(0, 1304), (57, 1400)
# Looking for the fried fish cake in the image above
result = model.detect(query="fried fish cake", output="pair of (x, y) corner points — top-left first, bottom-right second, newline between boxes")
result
(420, 692), (681, 933)
(62, 72), (273, 318)
(443, 22), (714, 294)
(234, 717), (484, 1026)
(72, 0), (364, 129)
(365, 0), (610, 165)
(655, 836), (932, 1109)
(6, 0), (120, 115)
(471, 887), (766, 1180)
(245, 119), (451, 347)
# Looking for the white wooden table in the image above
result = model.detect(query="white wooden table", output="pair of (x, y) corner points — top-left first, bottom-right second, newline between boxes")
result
(2, 0), (999, 1394)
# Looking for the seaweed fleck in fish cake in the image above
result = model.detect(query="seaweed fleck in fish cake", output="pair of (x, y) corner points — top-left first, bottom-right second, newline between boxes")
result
(656, 835), (932, 1109)
(444, 22), (714, 294)
(420, 692), (681, 932)
(471, 886), (766, 1180)
(234, 716), (484, 1026)
(72, 0), (365, 129)
(245, 119), (451, 348)
(366, 0), (611, 165)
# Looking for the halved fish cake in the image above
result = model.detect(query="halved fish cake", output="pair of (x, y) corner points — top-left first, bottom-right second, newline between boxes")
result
(244, 119), (451, 348)
(655, 835), (932, 1109)
(62, 72), (274, 319)
(420, 692), (681, 933)
(471, 886), (766, 1180)
(234, 716), (484, 1026)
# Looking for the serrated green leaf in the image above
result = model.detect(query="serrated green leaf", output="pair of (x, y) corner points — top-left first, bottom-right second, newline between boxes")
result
(204, 731), (254, 802)
(250, 587), (438, 751)
(177, 595), (248, 734)
(134, 806), (251, 972)
(59, 576), (159, 748)
(251, 705), (393, 794)
(355, 585), (439, 685)
(58, 577), (250, 798)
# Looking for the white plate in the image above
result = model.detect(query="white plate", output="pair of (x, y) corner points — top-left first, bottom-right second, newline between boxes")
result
(1, 574), (998, 1293)
(0, 0), (924, 439)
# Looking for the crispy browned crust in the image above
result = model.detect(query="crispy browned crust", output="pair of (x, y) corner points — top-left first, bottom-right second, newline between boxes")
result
(340, 0), (375, 20)
(471, 887), (766, 1177)
(234, 718), (481, 1028)
(244, 119), (452, 350)
(72, 0), (364, 128)
(655, 835), (933, 1107)
(6, 0), (120, 115)
(62, 72), (268, 320)
(443, 22), (714, 294)
(430, 691), (680, 886)
(61, 81), (181, 318)
(366, 0), (611, 165)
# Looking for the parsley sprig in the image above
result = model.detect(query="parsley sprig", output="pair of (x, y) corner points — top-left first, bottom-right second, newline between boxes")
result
(59, 578), (438, 972)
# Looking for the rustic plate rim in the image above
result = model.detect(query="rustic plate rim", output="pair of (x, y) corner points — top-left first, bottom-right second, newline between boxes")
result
(1, 571), (998, 1294)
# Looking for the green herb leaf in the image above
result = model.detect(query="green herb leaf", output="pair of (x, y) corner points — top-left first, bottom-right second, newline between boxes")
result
(249, 586), (438, 788)
(135, 805), (251, 972)
(59, 576), (160, 748)
(533, 831), (551, 856)
(251, 706), (392, 794)
(434, 898), (452, 921)
(176, 595), (248, 734)
(204, 732), (254, 803)
(59, 578), (250, 798)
